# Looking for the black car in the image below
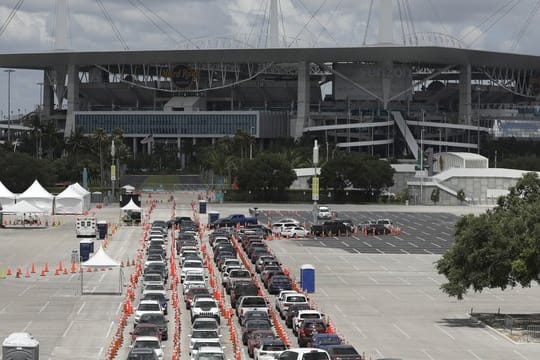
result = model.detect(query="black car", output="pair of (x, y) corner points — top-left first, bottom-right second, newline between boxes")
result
(142, 292), (169, 315)
(138, 313), (169, 340)
(127, 347), (159, 360)
(326, 345), (363, 360)
(230, 281), (259, 308)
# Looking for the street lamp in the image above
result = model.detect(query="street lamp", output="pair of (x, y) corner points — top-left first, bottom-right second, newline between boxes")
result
(111, 140), (116, 199)
(250, 126), (255, 160)
(420, 128), (425, 205)
(4, 69), (15, 143)
(312, 140), (320, 225)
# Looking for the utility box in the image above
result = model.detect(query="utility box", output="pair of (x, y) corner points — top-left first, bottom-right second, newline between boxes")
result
(198, 200), (207, 214)
(79, 239), (95, 262)
(2, 332), (39, 360)
(300, 264), (315, 293)
(208, 211), (219, 225)
(96, 221), (108, 239)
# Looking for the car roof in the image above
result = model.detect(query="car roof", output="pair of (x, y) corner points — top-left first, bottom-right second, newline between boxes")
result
(139, 300), (160, 305)
(197, 346), (225, 353)
(133, 336), (161, 342)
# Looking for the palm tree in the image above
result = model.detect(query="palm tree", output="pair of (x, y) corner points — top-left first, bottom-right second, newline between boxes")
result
(203, 148), (237, 187)
(93, 128), (108, 190)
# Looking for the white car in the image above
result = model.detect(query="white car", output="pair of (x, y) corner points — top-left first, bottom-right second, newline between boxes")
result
(254, 339), (288, 360)
(277, 348), (329, 360)
(142, 284), (167, 297)
(317, 206), (332, 220)
(134, 300), (163, 325)
(191, 297), (221, 324)
(189, 330), (221, 350)
(183, 273), (207, 293)
(292, 310), (323, 335)
(276, 292), (308, 319)
(191, 346), (226, 360)
(281, 226), (309, 238)
(274, 218), (300, 225)
(221, 259), (242, 272)
(377, 218), (393, 230)
(181, 260), (205, 282)
(190, 341), (222, 358)
(142, 273), (164, 287)
(131, 336), (164, 360)
(271, 222), (297, 235)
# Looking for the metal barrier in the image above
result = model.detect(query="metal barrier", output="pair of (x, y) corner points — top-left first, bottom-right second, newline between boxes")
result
(527, 325), (540, 342)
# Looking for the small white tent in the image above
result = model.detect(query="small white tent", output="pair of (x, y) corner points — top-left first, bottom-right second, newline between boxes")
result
(70, 183), (91, 210)
(17, 180), (54, 213)
(1, 200), (46, 214)
(0, 181), (16, 206)
(55, 186), (84, 214)
(121, 199), (142, 225)
(1, 200), (48, 227)
(80, 246), (122, 294)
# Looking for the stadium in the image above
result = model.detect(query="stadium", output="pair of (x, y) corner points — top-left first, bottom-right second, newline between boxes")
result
(1, 0), (540, 203)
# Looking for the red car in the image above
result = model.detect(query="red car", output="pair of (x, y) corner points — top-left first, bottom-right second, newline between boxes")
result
(129, 323), (162, 343)
(185, 287), (210, 309)
(246, 329), (276, 358)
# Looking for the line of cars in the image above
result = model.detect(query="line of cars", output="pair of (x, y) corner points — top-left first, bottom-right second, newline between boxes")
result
(212, 225), (364, 360)
(128, 220), (172, 360)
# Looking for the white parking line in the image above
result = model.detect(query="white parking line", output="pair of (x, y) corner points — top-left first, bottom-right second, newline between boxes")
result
(18, 285), (32, 297)
(385, 289), (400, 300)
(334, 304), (344, 314)
(353, 324), (367, 339)
(0, 305), (7, 313)
(116, 301), (123, 315)
(409, 226), (417, 230)
(417, 289), (434, 300)
(416, 236), (426, 241)
(422, 349), (435, 360)
(39, 301), (50, 313)
(430, 242), (441, 248)
(62, 320), (74, 337)
(380, 265), (389, 271)
(22, 321), (32, 332)
(319, 241), (327, 247)
(341, 241), (350, 247)
(352, 265), (360, 271)
(400, 249), (410, 254)
(435, 325), (455, 340)
(77, 302), (86, 315)
(385, 242), (396, 247)
(428, 277), (440, 285)
(99, 272), (107, 283)
(467, 349), (482, 360)
(352, 289), (366, 300)
(325, 265), (332, 271)
(337, 276), (348, 285)
(367, 276), (379, 284)
(363, 242), (372, 248)
(352, 248), (361, 254)
(319, 288), (329, 297)
(392, 323), (410, 339)
(105, 321), (114, 338)
(513, 350), (529, 360)
(480, 328), (498, 340)
(351, 235), (361, 240)
(408, 242), (419, 248)
(441, 231), (451, 236)
(398, 277), (411, 285)
(436, 236), (447, 242)
(97, 347), (104, 359)
(423, 249), (434, 254)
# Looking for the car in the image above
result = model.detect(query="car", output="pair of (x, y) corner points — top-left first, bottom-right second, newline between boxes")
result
(274, 218), (301, 226)
(142, 292), (169, 315)
(240, 310), (270, 326)
(181, 260), (205, 282)
(297, 319), (327, 347)
(247, 330), (278, 358)
(130, 323), (162, 344)
(267, 275), (292, 295)
(230, 281), (260, 308)
(293, 310), (323, 336)
(142, 284), (167, 297)
(138, 313), (169, 340)
(134, 300), (163, 325)
(191, 297), (221, 324)
(191, 346), (226, 360)
(189, 330), (221, 350)
(317, 206), (332, 220)
(241, 319), (273, 345)
(272, 222), (297, 235)
(192, 317), (221, 334)
(325, 345), (362, 360)
(142, 273), (164, 287)
(276, 292), (308, 319)
(221, 259), (242, 272)
(185, 287), (211, 309)
(254, 338), (287, 360)
(281, 226), (309, 238)
(224, 269), (253, 293)
(237, 296), (268, 317)
(131, 336), (163, 360)
(277, 348), (330, 360)
(285, 303), (311, 328)
(310, 334), (343, 351)
(183, 273), (207, 293)
(189, 341), (223, 358)
(376, 218), (393, 230)
(127, 347), (160, 360)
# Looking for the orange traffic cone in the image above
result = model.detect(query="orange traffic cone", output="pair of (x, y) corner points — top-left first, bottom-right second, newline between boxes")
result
(63, 267), (68, 275)
(6, 267), (12, 276)
(87, 267), (92, 272)
(25, 269), (30, 278)
(30, 263), (36, 274)
(71, 261), (76, 274)
(44, 263), (49, 272)
(40, 269), (46, 276)
(54, 268), (60, 276)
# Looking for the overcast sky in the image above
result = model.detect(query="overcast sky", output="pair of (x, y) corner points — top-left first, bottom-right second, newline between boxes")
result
(0, 0), (538, 118)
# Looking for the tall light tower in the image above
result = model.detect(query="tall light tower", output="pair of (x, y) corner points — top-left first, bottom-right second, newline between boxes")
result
(269, 0), (281, 47)
(312, 140), (320, 224)
(4, 69), (15, 144)
(378, 0), (395, 44)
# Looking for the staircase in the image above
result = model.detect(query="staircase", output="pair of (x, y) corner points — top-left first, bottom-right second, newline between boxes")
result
(391, 111), (419, 160)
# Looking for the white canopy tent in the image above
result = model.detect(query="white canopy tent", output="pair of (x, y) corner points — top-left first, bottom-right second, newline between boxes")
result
(0, 181), (16, 206)
(121, 199), (143, 225)
(0, 200), (49, 227)
(80, 246), (122, 294)
(17, 180), (54, 213)
(55, 186), (84, 214)
(70, 183), (91, 210)
(122, 184), (135, 193)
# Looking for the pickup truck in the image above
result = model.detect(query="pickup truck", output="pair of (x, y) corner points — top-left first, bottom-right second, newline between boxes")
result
(275, 291), (308, 319)
(310, 220), (350, 236)
(211, 214), (258, 229)
(362, 222), (390, 235)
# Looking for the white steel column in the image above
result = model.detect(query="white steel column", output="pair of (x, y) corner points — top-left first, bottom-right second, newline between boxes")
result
(65, 64), (79, 136)
(269, 0), (281, 47)
(132, 137), (137, 159)
(54, 0), (70, 50)
(459, 64), (472, 124)
(378, 0), (394, 44)
(294, 62), (310, 139)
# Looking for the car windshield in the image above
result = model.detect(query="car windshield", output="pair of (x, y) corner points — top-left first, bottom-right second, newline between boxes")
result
(303, 353), (330, 360)
(144, 294), (164, 302)
(192, 330), (219, 338)
(196, 300), (216, 308)
(138, 303), (160, 311)
(287, 296), (306, 302)
(185, 262), (203, 268)
(134, 340), (159, 349)
(331, 347), (358, 355)
(302, 314), (321, 319)
(231, 270), (251, 277)
(193, 321), (217, 329)
(264, 345), (286, 351)
(145, 275), (162, 281)
(247, 320), (271, 329)
(145, 285), (164, 291)
(198, 354), (225, 360)
(140, 314), (166, 324)
(243, 298), (266, 306)
(186, 275), (205, 281)
(134, 327), (158, 336)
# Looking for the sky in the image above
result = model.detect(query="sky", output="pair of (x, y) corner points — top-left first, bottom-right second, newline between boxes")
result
(0, 0), (539, 118)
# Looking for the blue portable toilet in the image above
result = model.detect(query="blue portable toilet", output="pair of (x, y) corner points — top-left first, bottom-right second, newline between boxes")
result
(208, 211), (219, 225)
(80, 239), (95, 262)
(199, 200), (207, 214)
(97, 221), (108, 239)
(300, 264), (315, 293)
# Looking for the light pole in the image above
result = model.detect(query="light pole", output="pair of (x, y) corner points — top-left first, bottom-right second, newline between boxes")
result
(249, 126), (255, 160)
(312, 140), (320, 225)
(420, 128), (425, 205)
(111, 140), (116, 199)
(4, 69), (15, 143)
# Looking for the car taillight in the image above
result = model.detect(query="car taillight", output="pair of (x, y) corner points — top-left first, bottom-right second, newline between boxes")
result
(299, 329), (306, 336)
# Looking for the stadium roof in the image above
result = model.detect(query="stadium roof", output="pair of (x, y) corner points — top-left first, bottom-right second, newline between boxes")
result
(0, 46), (540, 70)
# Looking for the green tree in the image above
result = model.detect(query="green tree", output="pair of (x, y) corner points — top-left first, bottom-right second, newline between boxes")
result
(0, 149), (56, 192)
(93, 128), (108, 189)
(436, 172), (540, 299)
(236, 153), (297, 191)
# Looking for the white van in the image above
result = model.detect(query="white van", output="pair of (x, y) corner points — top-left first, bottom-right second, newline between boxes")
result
(76, 217), (96, 238)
